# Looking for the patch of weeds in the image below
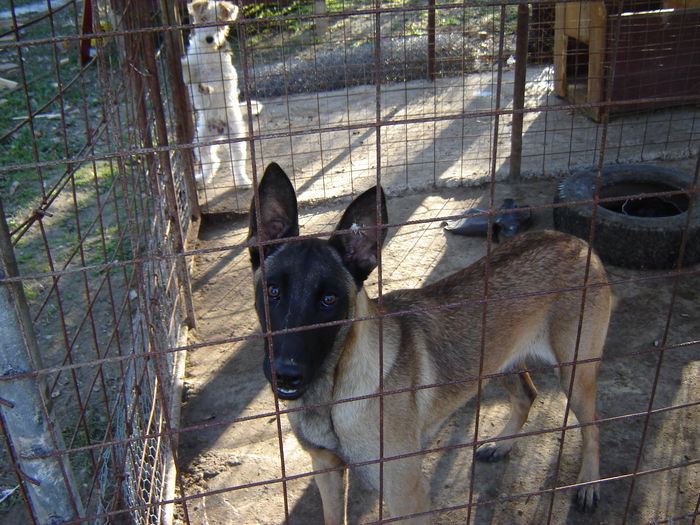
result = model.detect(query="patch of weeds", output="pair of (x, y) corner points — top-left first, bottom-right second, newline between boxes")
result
(398, 11), (471, 36)
(2, 129), (68, 185)
(83, 224), (133, 268)
(0, 488), (23, 515)
(404, 13), (429, 36)
(13, 238), (48, 275)
(21, 280), (37, 301)
(234, 1), (319, 61)
(61, 405), (113, 499)
(228, 0), (517, 69)
(323, 0), (384, 13)
(438, 15), (461, 27)
(244, 1), (314, 34)
(72, 160), (118, 194)
(9, 159), (130, 285)
(471, 2), (519, 33)
(350, 38), (370, 48)
(0, 7), (103, 227)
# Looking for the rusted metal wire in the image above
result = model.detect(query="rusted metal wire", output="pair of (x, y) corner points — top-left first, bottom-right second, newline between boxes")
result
(1, 0), (699, 523)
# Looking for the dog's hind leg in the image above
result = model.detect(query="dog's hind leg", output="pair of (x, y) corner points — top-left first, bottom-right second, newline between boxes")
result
(475, 367), (537, 462)
(228, 137), (250, 187)
(549, 304), (606, 512)
(309, 447), (346, 525)
(558, 357), (601, 512)
(196, 120), (221, 184)
(194, 140), (214, 185)
(199, 143), (217, 184)
(225, 104), (251, 187)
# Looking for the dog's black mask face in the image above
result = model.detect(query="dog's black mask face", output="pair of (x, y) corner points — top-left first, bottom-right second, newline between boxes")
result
(248, 163), (387, 401)
(254, 240), (352, 399)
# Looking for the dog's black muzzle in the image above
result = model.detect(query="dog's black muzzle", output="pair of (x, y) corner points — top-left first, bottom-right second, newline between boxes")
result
(273, 360), (305, 399)
(263, 349), (308, 400)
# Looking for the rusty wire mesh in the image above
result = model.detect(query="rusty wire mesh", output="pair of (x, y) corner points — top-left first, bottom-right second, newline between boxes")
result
(0, 0), (699, 524)
(1, 0), (195, 523)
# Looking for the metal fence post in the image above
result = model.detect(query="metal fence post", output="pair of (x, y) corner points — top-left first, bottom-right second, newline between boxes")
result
(509, 3), (529, 183)
(0, 198), (84, 524)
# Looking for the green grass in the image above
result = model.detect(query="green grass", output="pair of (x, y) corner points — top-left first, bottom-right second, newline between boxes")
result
(244, 1), (314, 36)
(0, 5), (102, 227)
(0, 488), (23, 516)
(72, 160), (118, 193)
(1, 5), (156, 520)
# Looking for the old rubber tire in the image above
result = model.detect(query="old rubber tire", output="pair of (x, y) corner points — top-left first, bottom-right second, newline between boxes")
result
(553, 165), (700, 269)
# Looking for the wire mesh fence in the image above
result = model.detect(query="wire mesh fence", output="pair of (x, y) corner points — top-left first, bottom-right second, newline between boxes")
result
(1, 0), (195, 522)
(0, 0), (698, 524)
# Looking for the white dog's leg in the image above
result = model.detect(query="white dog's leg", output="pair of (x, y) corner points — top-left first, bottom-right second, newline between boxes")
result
(228, 133), (250, 187)
(228, 139), (250, 187)
(195, 121), (215, 185)
(213, 116), (230, 184)
(225, 102), (251, 187)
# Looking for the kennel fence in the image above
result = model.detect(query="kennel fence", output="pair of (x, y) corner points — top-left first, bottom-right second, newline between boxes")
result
(1, 0), (197, 523)
(0, 0), (698, 524)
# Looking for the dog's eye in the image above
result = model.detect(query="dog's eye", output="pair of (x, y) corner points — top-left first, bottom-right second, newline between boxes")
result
(268, 285), (280, 298)
(320, 293), (337, 308)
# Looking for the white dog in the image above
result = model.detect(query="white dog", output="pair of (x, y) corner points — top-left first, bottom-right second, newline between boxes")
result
(182, 0), (257, 187)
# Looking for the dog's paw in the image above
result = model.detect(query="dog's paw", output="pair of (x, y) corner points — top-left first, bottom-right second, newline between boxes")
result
(574, 483), (599, 513)
(233, 173), (252, 188)
(475, 442), (509, 462)
(248, 100), (264, 116)
(195, 169), (213, 186)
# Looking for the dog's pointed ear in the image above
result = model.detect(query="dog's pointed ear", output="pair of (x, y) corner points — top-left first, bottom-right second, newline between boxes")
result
(187, 0), (208, 21)
(218, 1), (239, 22)
(248, 163), (299, 270)
(330, 186), (388, 285)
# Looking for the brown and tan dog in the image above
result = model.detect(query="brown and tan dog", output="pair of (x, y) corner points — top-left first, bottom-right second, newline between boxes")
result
(248, 163), (611, 524)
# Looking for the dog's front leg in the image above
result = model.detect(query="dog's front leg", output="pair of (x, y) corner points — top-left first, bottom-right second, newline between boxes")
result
(384, 456), (431, 525)
(308, 446), (346, 525)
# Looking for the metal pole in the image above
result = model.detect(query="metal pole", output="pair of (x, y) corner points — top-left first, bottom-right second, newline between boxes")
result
(0, 198), (84, 524)
(509, 3), (529, 182)
(314, 0), (328, 38)
(427, 0), (436, 81)
(158, 0), (201, 223)
(135, 0), (197, 329)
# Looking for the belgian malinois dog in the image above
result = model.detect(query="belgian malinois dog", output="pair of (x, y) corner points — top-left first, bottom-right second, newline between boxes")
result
(248, 163), (611, 524)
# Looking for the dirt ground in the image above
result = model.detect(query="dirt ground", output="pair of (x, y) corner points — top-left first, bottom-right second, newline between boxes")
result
(179, 153), (699, 524)
(196, 66), (700, 214)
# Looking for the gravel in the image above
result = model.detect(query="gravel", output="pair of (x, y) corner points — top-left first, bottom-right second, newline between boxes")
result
(244, 33), (501, 98)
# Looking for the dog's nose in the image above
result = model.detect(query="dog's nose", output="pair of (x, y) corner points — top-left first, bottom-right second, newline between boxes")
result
(205, 36), (214, 44)
(274, 359), (303, 397)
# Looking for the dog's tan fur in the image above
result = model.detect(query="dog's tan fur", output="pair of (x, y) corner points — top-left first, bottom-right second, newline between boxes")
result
(249, 166), (611, 524)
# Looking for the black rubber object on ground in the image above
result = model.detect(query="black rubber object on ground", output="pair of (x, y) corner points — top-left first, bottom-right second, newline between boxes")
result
(553, 165), (700, 269)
